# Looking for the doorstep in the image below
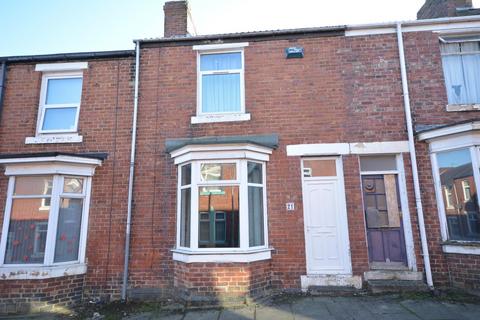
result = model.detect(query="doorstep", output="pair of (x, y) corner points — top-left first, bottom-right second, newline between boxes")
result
(300, 274), (363, 291)
(364, 270), (423, 281)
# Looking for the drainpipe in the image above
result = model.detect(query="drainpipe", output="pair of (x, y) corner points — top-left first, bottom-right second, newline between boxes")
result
(396, 22), (433, 289)
(122, 40), (140, 301)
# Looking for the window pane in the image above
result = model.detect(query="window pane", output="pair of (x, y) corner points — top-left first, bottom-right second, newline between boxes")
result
(54, 198), (83, 263)
(46, 78), (82, 104)
(441, 42), (480, 105)
(202, 74), (241, 113)
(248, 162), (262, 184)
(181, 164), (191, 186)
(42, 107), (77, 131)
(437, 149), (480, 241)
(198, 186), (239, 248)
(4, 198), (49, 264)
(179, 188), (191, 247)
(63, 178), (83, 193)
(248, 186), (265, 247)
(303, 159), (336, 177)
(360, 156), (397, 172)
(200, 163), (236, 181)
(200, 52), (242, 71)
(14, 176), (53, 196)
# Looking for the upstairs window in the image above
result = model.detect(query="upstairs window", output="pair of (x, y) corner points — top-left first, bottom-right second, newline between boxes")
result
(199, 51), (244, 114)
(440, 40), (480, 105)
(38, 73), (83, 134)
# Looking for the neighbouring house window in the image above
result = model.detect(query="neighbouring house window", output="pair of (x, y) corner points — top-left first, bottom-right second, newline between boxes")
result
(177, 160), (267, 251)
(440, 41), (480, 105)
(435, 148), (480, 241)
(198, 51), (244, 114)
(38, 73), (83, 134)
(1, 175), (89, 265)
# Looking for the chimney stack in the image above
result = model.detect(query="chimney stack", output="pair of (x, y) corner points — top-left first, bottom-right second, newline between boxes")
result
(417, 0), (477, 19)
(163, 1), (196, 38)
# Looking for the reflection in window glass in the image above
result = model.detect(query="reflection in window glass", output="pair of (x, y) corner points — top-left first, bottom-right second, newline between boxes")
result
(437, 148), (480, 241)
(14, 176), (53, 196)
(54, 198), (83, 263)
(63, 178), (83, 193)
(4, 198), (49, 264)
(179, 188), (191, 247)
(360, 156), (397, 172)
(198, 186), (239, 248)
(303, 160), (336, 177)
(200, 163), (236, 181)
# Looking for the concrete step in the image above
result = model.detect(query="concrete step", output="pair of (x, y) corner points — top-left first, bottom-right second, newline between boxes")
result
(308, 286), (363, 296)
(364, 270), (423, 281)
(367, 280), (429, 294)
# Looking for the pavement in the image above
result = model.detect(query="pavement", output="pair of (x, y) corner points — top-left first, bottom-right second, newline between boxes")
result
(119, 295), (480, 320)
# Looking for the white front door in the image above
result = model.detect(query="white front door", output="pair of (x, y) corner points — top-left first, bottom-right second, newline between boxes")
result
(302, 158), (352, 275)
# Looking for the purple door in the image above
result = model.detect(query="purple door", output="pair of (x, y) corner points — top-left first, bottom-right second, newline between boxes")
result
(362, 175), (407, 266)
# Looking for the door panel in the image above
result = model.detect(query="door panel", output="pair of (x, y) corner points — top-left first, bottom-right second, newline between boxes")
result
(362, 174), (407, 266)
(304, 176), (351, 274)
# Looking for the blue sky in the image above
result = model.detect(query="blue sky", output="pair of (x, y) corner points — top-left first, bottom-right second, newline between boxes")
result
(1, 0), (478, 57)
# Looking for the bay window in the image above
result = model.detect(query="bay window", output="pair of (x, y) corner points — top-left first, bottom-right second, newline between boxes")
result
(0, 153), (102, 279)
(1, 175), (90, 266)
(435, 148), (480, 242)
(168, 138), (276, 262)
(177, 160), (267, 255)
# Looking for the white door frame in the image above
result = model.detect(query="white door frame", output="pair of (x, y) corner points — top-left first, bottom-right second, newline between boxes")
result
(301, 156), (352, 275)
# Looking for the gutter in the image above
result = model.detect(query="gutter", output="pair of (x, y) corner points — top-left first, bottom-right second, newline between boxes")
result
(0, 62), (5, 122)
(121, 41), (140, 301)
(348, 14), (480, 32)
(0, 50), (135, 63)
(396, 22), (434, 289)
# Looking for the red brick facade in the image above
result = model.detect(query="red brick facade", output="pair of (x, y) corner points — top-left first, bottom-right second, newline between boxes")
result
(1, 1), (480, 315)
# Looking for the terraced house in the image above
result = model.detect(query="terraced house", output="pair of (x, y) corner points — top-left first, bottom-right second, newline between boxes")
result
(0, 0), (479, 315)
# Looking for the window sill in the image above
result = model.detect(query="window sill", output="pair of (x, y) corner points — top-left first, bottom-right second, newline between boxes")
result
(191, 113), (251, 124)
(446, 104), (480, 112)
(25, 134), (83, 144)
(172, 247), (272, 263)
(0, 263), (87, 280)
(442, 241), (480, 255)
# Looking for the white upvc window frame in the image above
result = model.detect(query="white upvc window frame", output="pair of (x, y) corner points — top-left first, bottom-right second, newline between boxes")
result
(176, 159), (268, 252)
(191, 43), (250, 124)
(171, 143), (272, 263)
(37, 71), (83, 135)
(0, 175), (91, 269)
(431, 145), (480, 244)
(0, 155), (101, 279)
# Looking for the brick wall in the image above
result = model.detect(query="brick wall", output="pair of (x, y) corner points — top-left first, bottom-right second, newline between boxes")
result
(173, 260), (271, 304)
(0, 56), (134, 311)
(131, 33), (425, 297)
(0, 274), (84, 315)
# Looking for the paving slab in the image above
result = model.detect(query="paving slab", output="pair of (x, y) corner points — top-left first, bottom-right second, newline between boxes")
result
(400, 300), (463, 320)
(255, 303), (293, 320)
(218, 307), (255, 320)
(440, 302), (480, 320)
(183, 309), (220, 320)
(291, 297), (335, 320)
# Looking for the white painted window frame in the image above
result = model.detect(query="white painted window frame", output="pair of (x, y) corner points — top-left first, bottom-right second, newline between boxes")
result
(192, 43), (249, 124)
(0, 175), (91, 269)
(430, 144), (480, 252)
(174, 158), (269, 262)
(36, 71), (83, 135)
(358, 154), (417, 271)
